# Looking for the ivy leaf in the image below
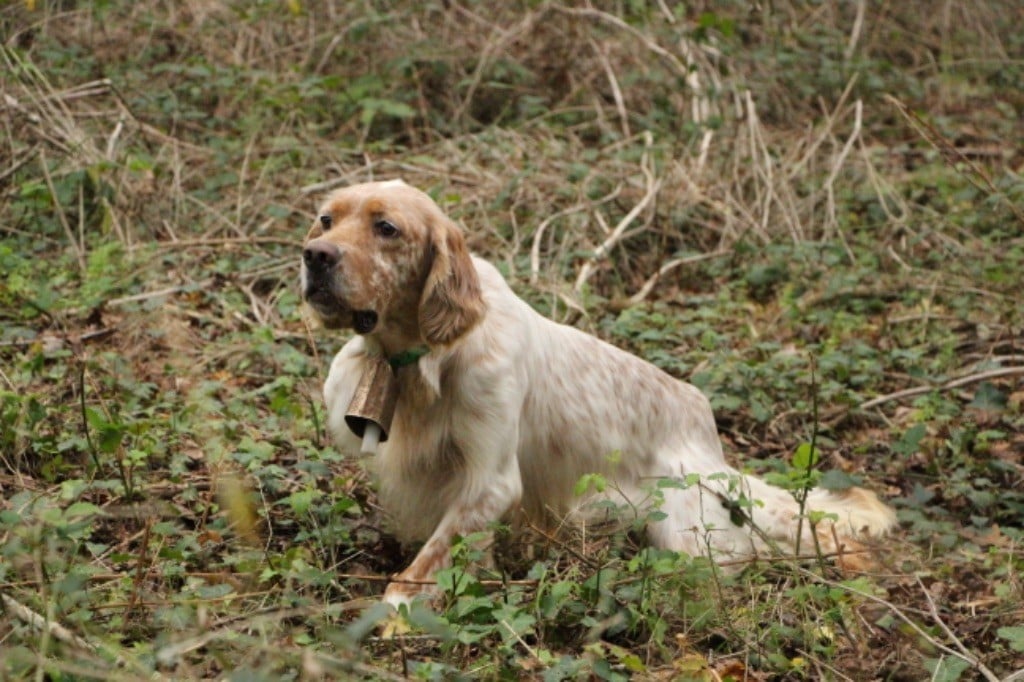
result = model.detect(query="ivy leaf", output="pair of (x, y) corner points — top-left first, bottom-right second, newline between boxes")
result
(923, 655), (971, 682)
(997, 625), (1024, 652)
(968, 382), (1005, 411)
(819, 469), (858, 491)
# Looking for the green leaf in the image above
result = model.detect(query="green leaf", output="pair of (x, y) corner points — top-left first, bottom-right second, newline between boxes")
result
(574, 473), (607, 497)
(893, 423), (926, 457)
(819, 469), (858, 490)
(997, 625), (1024, 652)
(792, 442), (820, 470)
(968, 382), (1006, 410)
(281, 488), (320, 515)
(64, 502), (103, 519)
(923, 655), (971, 682)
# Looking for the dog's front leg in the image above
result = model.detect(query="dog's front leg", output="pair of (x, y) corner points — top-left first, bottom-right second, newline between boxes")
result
(383, 458), (522, 609)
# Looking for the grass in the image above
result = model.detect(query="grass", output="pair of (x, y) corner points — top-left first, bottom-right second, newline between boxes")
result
(1, 1), (1023, 679)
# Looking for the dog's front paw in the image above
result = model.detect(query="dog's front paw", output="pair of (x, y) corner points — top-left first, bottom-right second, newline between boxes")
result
(382, 579), (437, 610)
(377, 608), (413, 639)
(377, 582), (438, 638)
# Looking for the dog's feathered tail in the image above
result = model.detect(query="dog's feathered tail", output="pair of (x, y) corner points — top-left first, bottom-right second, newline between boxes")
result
(688, 467), (897, 564)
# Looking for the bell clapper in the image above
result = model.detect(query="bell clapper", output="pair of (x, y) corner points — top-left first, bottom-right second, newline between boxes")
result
(360, 422), (382, 455)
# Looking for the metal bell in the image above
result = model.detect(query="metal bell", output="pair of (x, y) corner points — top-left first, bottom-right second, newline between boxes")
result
(344, 355), (399, 453)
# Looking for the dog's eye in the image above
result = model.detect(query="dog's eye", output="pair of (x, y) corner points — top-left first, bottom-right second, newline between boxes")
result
(374, 219), (400, 238)
(319, 215), (333, 230)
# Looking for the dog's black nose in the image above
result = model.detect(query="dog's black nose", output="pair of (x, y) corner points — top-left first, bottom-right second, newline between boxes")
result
(303, 240), (341, 270)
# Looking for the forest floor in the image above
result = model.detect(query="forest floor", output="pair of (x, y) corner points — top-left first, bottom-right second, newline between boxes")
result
(1, 2), (1022, 680)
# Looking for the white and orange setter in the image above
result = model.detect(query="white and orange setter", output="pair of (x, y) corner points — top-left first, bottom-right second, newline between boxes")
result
(300, 180), (895, 607)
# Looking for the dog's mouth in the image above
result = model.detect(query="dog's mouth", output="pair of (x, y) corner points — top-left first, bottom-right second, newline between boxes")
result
(303, 286), (378, 334)
(352, 310), (378, 334)
(303, 284), (349, 327)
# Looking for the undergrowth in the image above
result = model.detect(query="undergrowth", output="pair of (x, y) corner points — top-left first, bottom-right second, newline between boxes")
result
(1, 1), (1022, 680)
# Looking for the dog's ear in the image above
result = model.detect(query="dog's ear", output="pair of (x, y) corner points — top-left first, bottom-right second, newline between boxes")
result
(419, 216), (485, 346)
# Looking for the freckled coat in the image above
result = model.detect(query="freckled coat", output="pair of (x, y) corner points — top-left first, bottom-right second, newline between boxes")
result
(306, 180), (896, 607)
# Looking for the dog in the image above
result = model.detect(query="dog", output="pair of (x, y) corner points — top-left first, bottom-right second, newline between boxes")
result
(300, 180), (896, 607)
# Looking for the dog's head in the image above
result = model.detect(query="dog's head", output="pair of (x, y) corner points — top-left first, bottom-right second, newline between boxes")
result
(301, 180), (485, 347)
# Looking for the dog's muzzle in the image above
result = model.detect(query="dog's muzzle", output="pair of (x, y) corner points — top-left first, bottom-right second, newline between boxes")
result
(301, 240), (378, 333)
(302, 240), (346, 319)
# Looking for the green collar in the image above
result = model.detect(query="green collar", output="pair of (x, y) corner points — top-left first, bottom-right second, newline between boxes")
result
(388, 346), (429, 370)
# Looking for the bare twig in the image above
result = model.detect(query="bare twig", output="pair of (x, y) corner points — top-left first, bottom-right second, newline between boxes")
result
(793, 568), (999, 682)
(573, 132), (660, 294)
(155, 606), (312, 664)
(0, 144), (38, 184)
(592, 39), (631, 138)
(915, 575), (995, 679)
(38, 148), (86, 273)
(626, 249), (729, 305)
(554, 6), (693, 82)
(823, 100), (862, 242)
(1, 592), (96, 654)
(529, 188), (620, 286)
(885, 94), (1024, 228)
(500, 618), (546, 668)
(861, 366), (1024, 410)
(844, 0), (867, 61)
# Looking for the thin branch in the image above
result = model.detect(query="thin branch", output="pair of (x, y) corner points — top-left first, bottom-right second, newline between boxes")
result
(554, 6), (693, 81)
(38, 148), (86, 273)
(844, 0), (867, 61)
(823, 99), (862, 244)
(0, 144), (38, 184)
(627, 250), (729, 305)
(574, 132), (660, 294)
(861, 366), (1024, 410)
(1, 592), (96, 655)
(591, 38), (631, 138)
(885, 94), (1024, 228)
(529, 188), (620, 286)
(500, 618), (545, 668)
(915, 575), (993, 677)
(793, 567), (999, 682)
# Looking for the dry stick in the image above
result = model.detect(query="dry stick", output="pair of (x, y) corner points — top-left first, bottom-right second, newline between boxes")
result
(857, 136), (907, 230)
(694, 127), (714, 174)
(914, 574), (997, 679)
(823, 100), (862, 237)
(451, 9), (545, 125)
(1, 592), (96, 656)
(677, 35), (719, 125)
(38, 148), (86, 273)
(154, 605), (315, 665)
(529, 188), (621, 285)
(844, 0), (867, 61)
(158, 236), (300, 248)
(555, 5), (692, 80)
(592, 39), (631, 139)
(884, 94), (1024, 228)
(786, 73), (859, 184)
(573, 133), (660, 294)
(527, 521), (601, 569)
(744, 90), (797, 243)
(234, 132), (259, 238)
(301, 166), (375, 196)
(860, 366), (1024, 410)
(499, 618), (545, 667)
(336, 573), (539, 588)
(0, 327), (116, 350)
(794, 567), (1000, 682)
(626, 250), (730, 306)
(303, 650), (408, 682)
(0, 144), (38, 184)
